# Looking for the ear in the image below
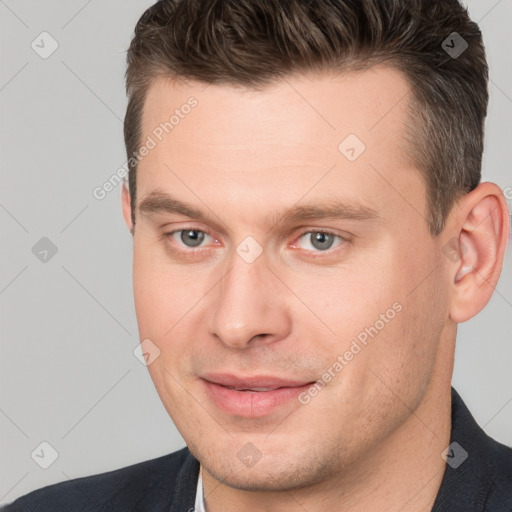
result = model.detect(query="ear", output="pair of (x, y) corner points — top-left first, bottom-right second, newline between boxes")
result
(447, 182), (510, 323)
(121, 182), (134, 235)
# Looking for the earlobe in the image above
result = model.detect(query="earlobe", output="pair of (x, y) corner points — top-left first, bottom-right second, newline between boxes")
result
(121, 182), (134, 235)
(448, 183), (509, 323)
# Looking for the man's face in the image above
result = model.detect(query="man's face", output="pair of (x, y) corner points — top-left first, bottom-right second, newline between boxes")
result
(123, 66), (452, 490)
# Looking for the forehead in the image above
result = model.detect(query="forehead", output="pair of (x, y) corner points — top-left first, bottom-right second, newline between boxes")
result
(141, 65), (412, 155)
(136, 66), (424, 230)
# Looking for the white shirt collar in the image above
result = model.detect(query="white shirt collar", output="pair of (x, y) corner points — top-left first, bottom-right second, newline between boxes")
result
(194, 465), (206, 512)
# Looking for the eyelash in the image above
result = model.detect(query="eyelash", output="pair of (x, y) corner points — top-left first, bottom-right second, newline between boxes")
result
(164, 228), (348, 257)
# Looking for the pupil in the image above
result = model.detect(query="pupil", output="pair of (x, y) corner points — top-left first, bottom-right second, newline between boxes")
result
(312, 232), (333, 250)
(181, 230), (204, 247)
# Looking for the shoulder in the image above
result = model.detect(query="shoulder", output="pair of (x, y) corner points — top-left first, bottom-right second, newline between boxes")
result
(484, 434), (512, 509)
(436, 388), (512, 511)
(1, 446), (198, 512)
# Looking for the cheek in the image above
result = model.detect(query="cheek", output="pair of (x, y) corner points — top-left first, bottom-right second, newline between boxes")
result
(132, 248), (201, 417)
(355, 253), (447, 400)
(132, 244), (198, 334)
(296, 242), (443, 388)
(288, 257), (399, 342)
(132, 244), (216, 382)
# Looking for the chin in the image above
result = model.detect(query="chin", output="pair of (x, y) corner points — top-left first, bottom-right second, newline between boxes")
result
(199, 445), (338, 493)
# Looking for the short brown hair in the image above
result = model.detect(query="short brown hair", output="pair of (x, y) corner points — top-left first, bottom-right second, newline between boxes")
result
(124, 0), (488, 235)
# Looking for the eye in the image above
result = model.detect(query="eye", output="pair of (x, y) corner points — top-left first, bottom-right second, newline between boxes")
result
(168, 229), (213, 248)
(295, 230), (345, 252)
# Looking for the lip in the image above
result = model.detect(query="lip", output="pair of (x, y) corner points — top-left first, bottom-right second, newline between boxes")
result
(200, 373), (316, 417)
(201, 372), (314, 389)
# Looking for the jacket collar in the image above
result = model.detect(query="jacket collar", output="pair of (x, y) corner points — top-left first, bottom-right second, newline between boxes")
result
(431, 387), (504, 511)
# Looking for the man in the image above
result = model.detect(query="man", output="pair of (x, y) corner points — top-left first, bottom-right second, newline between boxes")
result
(3, 0), (511, 510)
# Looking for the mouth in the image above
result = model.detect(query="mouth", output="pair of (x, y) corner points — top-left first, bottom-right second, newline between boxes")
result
(222, 386), (284, 392)
(200, 373), (316, 418)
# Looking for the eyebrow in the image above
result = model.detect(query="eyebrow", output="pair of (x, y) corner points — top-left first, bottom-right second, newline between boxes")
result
(137, 190), (382, 229)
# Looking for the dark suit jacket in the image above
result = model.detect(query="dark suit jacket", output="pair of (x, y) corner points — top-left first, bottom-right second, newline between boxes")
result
(3, 387), (512, 511)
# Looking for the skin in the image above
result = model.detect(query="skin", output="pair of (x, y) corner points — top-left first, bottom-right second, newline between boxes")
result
(121, 65), (509, 511)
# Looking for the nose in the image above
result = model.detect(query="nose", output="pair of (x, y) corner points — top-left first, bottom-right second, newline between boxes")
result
(206, 249), (292, 350)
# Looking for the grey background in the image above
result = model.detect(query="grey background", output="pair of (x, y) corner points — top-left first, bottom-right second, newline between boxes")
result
(0, 0), (510, 505)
